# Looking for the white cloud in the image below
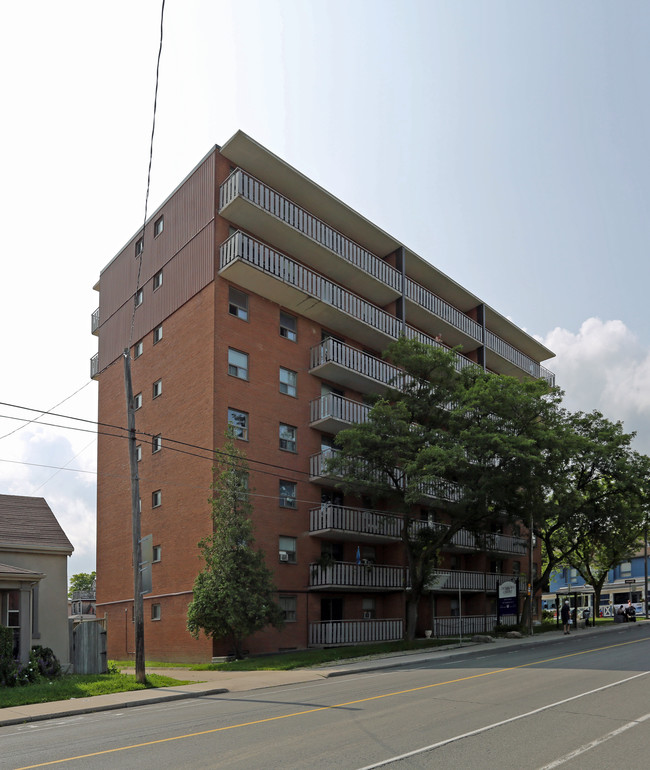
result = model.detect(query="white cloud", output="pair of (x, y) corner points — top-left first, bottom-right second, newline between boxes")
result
(541, 318), (650, 454)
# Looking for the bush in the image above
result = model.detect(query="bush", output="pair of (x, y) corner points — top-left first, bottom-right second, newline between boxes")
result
(0, 632), (61, 687)
(31, 646), (61, 679)
(0, 625), (17, 686)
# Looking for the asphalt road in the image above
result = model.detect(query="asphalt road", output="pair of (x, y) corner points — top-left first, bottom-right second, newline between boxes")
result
(3, 625), (650, 769)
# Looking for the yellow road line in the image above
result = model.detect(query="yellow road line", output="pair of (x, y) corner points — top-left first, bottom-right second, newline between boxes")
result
(14, 635), (649, 770)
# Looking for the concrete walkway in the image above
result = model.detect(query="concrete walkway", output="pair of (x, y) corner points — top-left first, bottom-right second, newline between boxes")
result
(1, 622), (645, 727)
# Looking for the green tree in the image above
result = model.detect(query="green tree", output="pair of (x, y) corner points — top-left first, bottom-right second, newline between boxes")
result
(327, 337), (560, 639)
(187, 438), (283, 658)
(68, 571), (96, 598)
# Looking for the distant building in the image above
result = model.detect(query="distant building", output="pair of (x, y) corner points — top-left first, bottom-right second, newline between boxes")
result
(91, 131), (554, 662)
(68, 589), (96, 620)
(546, 551), (649, 616)
(0, 494), (73, 665)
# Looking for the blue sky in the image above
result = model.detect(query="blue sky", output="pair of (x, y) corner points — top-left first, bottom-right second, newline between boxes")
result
(1, 1), (649, 576)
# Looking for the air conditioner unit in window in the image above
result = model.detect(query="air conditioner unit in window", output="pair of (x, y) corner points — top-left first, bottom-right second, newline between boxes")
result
(279, 551), (289, 562)
(363, 611), (372, 619)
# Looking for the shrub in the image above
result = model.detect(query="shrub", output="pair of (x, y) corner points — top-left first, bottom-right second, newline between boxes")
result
(31, 646), (61, 680)
(0, 625), (18, 686)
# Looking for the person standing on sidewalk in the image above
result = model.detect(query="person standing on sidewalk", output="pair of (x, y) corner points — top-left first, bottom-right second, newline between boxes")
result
(561, 601), (571, 634)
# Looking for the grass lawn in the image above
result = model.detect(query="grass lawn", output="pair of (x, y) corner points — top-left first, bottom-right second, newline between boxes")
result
(0, 672), (192, 709)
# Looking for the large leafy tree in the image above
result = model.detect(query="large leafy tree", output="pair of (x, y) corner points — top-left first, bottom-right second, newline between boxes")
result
(327, 337), (561, 639)
(187, 438), (283, 658)
(68, 571), (96, 598)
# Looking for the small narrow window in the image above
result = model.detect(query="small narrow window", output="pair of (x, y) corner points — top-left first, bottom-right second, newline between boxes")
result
(228, 408), (249, 440)
(362, 597), (376, 619)
(279, 536), (297, 563)
(153, 324), (163, 344)
(151, 603), (161, 620)
(279, 367), (297, 397)
(134, 289), (143, 308)
(279, 423), (297, 452)
(153, 270), (163, 290)
(279, 480), (297, 509)
(134, 340), (143, 359)
(279, 311), (297, 341)
(279, 596), (297, 622)
(154, 216), (164, 237)
(228, 287), (249, 321)
(135, 238), (144, 256)
(134, 393), (143, 410)
(152, 434), (162, 453)
(152, 379), (162, 398)
(152, 490), (162, 508)
(228, 349), (249, 380)
(152, 545), (161, 563)
(136, 445), (142, 462)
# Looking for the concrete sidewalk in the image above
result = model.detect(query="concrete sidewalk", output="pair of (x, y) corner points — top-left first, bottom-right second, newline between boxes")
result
(1, 622), (644, 727)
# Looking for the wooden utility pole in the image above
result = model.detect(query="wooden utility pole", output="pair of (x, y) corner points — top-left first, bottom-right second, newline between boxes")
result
(124, 349), (145, 683)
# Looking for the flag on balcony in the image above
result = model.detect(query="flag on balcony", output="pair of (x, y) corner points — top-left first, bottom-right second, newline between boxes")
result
(356, 546), (361, 565)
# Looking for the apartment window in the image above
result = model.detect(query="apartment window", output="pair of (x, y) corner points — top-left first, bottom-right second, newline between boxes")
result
(153, 324), (163, 344)
(279, 596), (297, 622)
(154, 216), (164, 237)
(134, 392), (143, 410)
(620, 561), (632, 577)
(279, 311), (297, 341)
(279, 480), (297, 508)
(228, 408), (249, 440)
(136, 445), (142, 462)
(135, 238), (143, 256)
(151, 603), (161, 621)
(228, 349), (249, 380)
(279, 536), (297, 563)
(152, 379), (162, 398)
(152, 545), (161, 563)
(134, 340), (143, 359)
(279, 423), (297, 452)
(362, 597), (376, 619)
(228, 287), (249, 321)
(152, 434), (162, 453)
(152, 490), (162, 508)
(512, 561), (521, 575)
(153, 269), (163, 290)
(279, 367), (297, 397)
(134, 289), (143, 307)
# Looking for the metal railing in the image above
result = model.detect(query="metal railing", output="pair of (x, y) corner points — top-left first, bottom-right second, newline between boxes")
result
(309, 393), (371, 427)
(431, 614), (517, 637)
(310, 337), (409, 390)
(220, 168), (402, 291)
(91, 308), (100, 334)
(310, 561), (406, 589)
(411, 520), (527, 555)
(427, 569), (511, 592)
(220, 170), (555, 383)
(309, 618), (403, 646)
(90, 353), (99, 379)
(310, 504), (403, 539)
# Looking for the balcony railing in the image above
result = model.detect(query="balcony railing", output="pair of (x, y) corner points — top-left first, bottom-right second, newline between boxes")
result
(220, 170), (555, 384)
(90, 353), (99, 380)
(309, 619), (403, 646)
(310, 561), (406, 590)
(91, 307), (100, 334)
(427, 569), (519, 593)
(411, 520), (527, 556)
(309, 449), (463, 504)
(310, 504), (403, 540)
(431, 614), (517, 637)
(309, 394), (370, 428)
(220, 168), (402, 292)
(310, 337), (409, 391)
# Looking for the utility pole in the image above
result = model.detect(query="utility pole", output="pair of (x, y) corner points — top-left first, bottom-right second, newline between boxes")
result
(124, 349), (145, 683)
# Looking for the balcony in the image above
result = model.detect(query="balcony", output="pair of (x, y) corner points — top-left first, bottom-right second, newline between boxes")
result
(411, 520), (527, 556)
(309, 618), (403, 646)
(91, 307), (100, 335)
(90, 353), (99, 380)
(309, 561), (406, 591)
(309, 394), (370, 433)
(427, 569), (521, 593)
(310, 504), (403, 543)
(219, 170), (555, 384)
(219, 168), (401, 306)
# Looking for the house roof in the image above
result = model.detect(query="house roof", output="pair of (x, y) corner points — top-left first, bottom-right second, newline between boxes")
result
(0, 562), (45, 581)
(0, 495), (74, 554)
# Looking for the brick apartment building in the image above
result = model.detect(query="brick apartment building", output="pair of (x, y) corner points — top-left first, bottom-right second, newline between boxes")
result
(91, 131), (554, 662)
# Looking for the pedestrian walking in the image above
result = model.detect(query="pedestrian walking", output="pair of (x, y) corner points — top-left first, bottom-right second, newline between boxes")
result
(561, 600), (571, 634)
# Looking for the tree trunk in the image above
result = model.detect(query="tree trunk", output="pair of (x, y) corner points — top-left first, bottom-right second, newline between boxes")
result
(405, 595), (418, 640)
